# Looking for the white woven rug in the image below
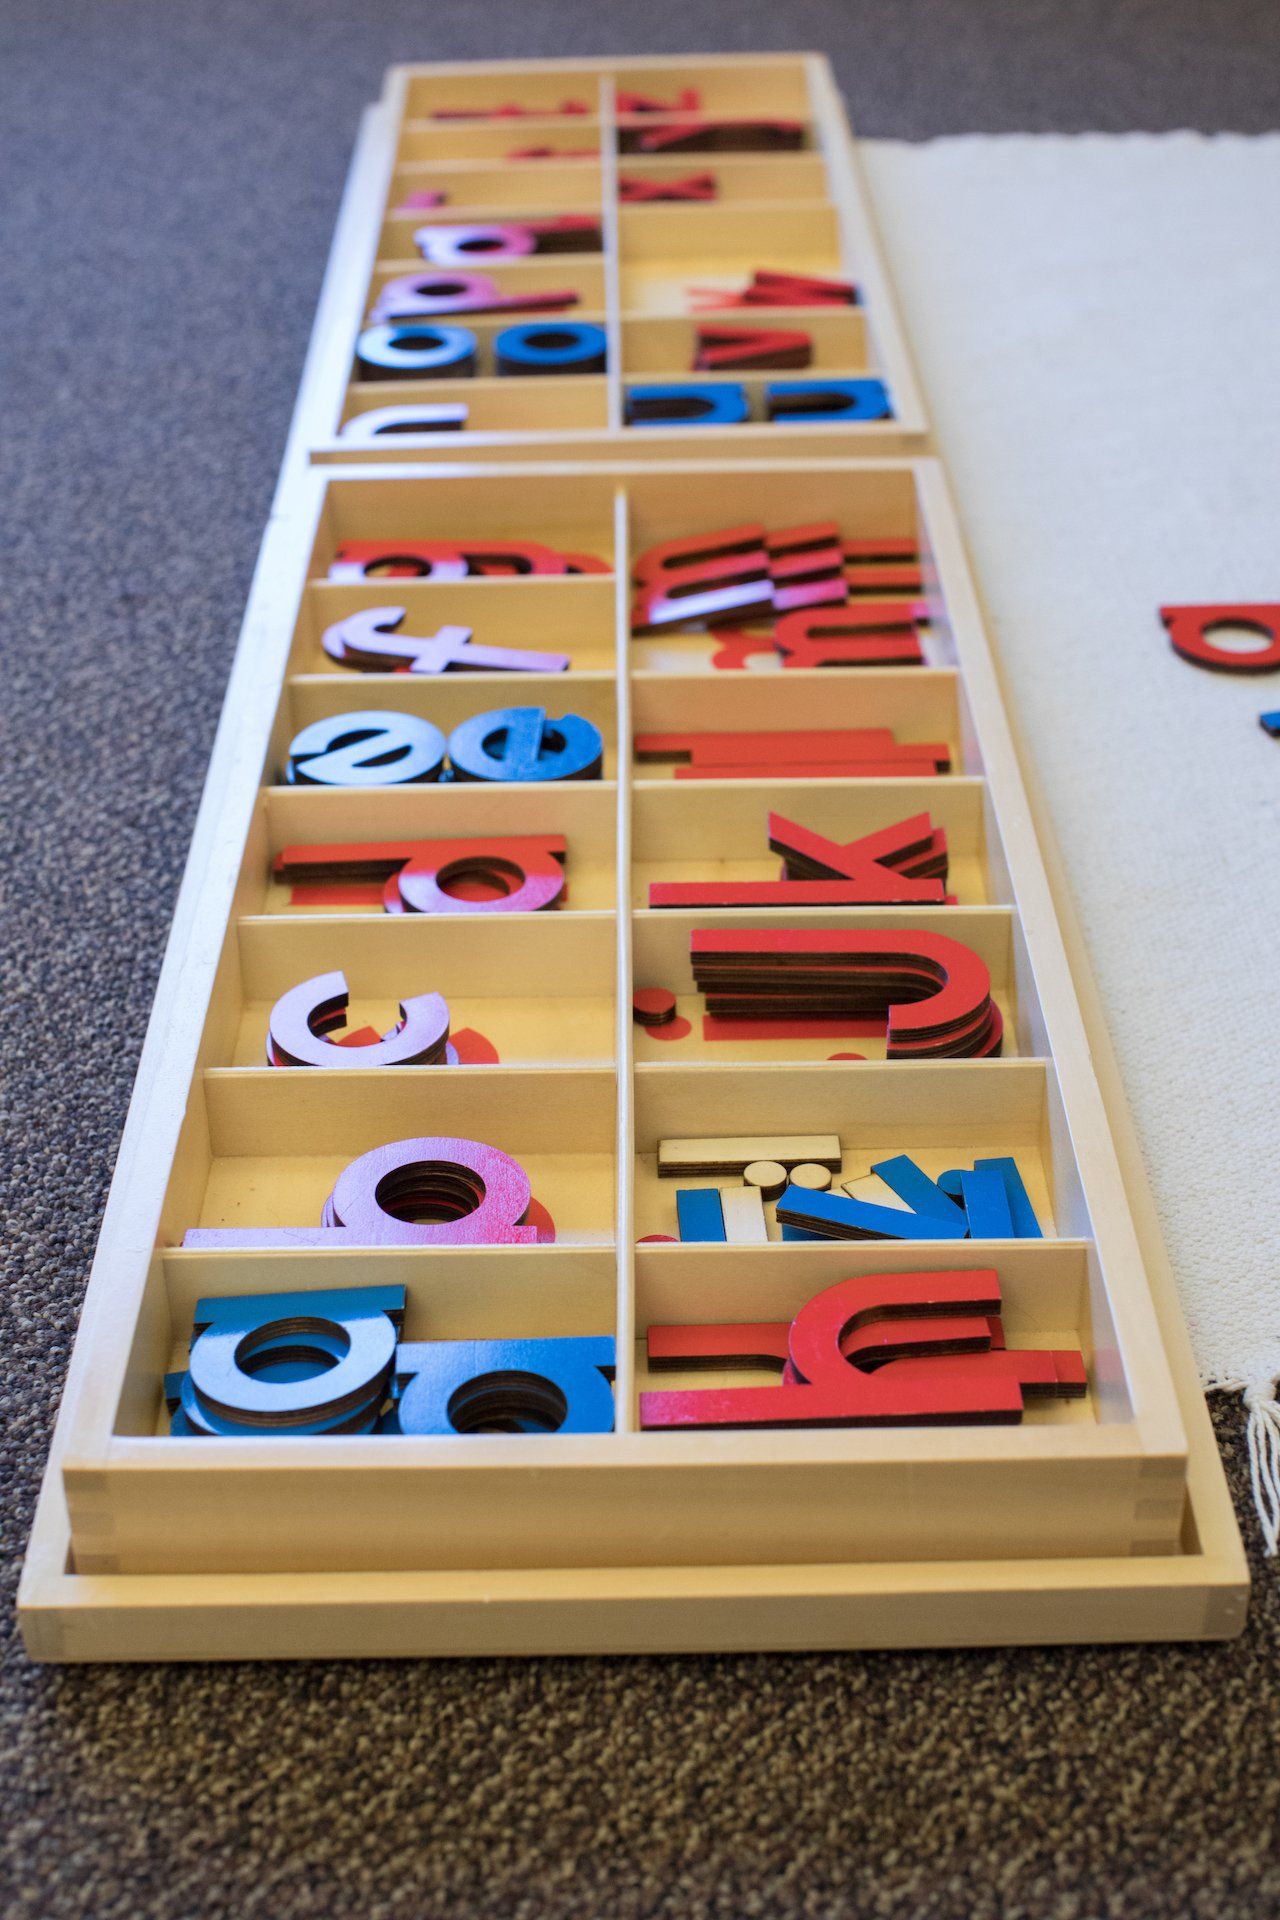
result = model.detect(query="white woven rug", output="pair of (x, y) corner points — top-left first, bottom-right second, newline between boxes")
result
(863, 134), (1280, 1539)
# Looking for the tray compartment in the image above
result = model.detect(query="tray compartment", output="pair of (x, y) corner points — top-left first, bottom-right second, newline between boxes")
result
(633, 1239), (1101, 1427)
(630, 1059), (1067, 1238)
(366, 257), (610, 317)
(161, 1244), (619, 1347)
(340, 378), (610, 437)
(622, 461), (965, 673)
(291, 575), (619, 675)
(160, 1064), (617, 1251)
(401, 71), (610, 121)
(623, 308), (870, 376)
(378, 199), (602, 259)
(270, 670), (619, 783)
(220, 910), (616, 1071)
(630, 775), (994, 909)
(398, 120), (606, 165)
(630, 907), (1026, 1062)
(388, 161), (607, 215)
(629, 671), (969, 779)
(307, 471), (618, 578)
(355, 305), (610, 358)
(617, 154), (830, 206)
(607, 60), (814, 118)
(251, 781), (618, 916)
(112, 1244), (620, 1441)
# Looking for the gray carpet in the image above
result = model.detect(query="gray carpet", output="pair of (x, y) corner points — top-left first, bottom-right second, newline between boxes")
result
(4, 3), (1280, 1915)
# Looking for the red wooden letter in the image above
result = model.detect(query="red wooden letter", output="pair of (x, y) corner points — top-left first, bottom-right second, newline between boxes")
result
(693, 325), (812, 371)
(640, 1272), (1085, 1428)
(774, 603), (925, 668)
(620, 173), (717, 203)
(630, 524), (773, 630)
(1161, 603), (1280, 673)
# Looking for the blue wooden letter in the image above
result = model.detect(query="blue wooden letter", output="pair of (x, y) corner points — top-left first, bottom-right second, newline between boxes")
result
(390, 1336), (616, 1435)
(626, 382), (750, 427)
(765, 378), (892, 422)
(169, 1285), (406, 1436)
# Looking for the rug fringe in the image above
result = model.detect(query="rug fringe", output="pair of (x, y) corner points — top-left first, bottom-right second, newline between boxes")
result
(1243, 1380), (1280, 1556)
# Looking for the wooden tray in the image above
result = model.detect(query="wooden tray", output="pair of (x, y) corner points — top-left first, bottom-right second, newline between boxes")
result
(17, 56), (1247, 1660)
(18, 453), (1247, 1655)
(295, 56), (929, 461)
